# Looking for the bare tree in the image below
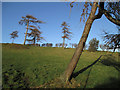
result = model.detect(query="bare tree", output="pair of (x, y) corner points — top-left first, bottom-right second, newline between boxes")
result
(61, 2), (120, 82)
(19, 15), (45, 45)
(10, 31), (18, 44)
(61, 22), (72, 49)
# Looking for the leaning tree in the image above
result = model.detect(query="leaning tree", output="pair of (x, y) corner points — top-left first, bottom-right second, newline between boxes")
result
(19, 15), (45, 45)
(61, 1), (120, 82)
(61, 21), (72, 49)
(10, 31), (18, 44)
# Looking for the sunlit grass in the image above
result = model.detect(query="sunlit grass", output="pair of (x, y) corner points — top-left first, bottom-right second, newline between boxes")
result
(2, 43), (119, 88)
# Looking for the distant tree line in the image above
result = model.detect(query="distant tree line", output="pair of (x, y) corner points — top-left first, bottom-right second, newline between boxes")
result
(41, 43), (53, 47)
(26, 43), (53, 47)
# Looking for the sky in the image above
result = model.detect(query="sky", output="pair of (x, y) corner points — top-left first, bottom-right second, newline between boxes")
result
(2, 2), (118, 49)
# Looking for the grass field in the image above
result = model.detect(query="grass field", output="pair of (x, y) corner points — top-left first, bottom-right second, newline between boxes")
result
(2, 43), (120, 88)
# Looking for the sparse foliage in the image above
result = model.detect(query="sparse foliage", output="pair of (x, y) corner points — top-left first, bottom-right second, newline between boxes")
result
(61, 21), (72, 49)
(10, 31), (18, 43)
(103, 27), (120, 52)
(26, 25), (44, 45)
(19, 15), (45, 45)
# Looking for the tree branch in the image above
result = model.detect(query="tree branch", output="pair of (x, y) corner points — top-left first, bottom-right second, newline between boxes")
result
(93, 2), (104, 20)
(103, 9), (120, 26)
(93, 2), (120, 26)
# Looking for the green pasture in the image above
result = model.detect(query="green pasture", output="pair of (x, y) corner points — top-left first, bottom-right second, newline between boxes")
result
(2, 43), (120, 88)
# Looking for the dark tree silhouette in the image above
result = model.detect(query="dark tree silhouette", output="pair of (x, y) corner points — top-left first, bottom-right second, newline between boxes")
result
(103, 27), (120, 52)
(46, 43), (53, 47)
(61, 22), (72, 49)
(19, 15), (45, 45)
(10, 31), (18, 43)
(62, 2), (120, 82)
(55, 43), (58, 47)
(42, 43), (46, 47)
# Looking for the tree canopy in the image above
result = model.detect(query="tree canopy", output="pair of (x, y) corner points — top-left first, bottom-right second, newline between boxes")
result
(61, 21), (72, 40)
(88, 38), (99, 52)
(19, 15), (44, 26)
(26, 25), (44, 44)
(19, 15), (45, 45)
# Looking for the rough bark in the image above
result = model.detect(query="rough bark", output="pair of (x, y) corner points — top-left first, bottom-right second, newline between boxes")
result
(23, 22), (29, 45)
(62, 2), (98, 82)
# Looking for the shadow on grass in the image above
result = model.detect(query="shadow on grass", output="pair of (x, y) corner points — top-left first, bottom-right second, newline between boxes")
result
(94, 77), (120, 88)
(99, 55), (120, 72)
(72, 55), (103, 78)
(72, 54), (120, 88)
(94, 55), (120, 88)
(71, 55), (103, 89)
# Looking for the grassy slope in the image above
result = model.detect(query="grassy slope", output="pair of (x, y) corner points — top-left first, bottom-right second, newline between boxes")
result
(2, 44), (119, 88)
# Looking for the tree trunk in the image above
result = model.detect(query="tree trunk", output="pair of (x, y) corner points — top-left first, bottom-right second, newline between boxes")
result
(33, 37), (36, 46)
(12, 38), (14, 44)
(62, 2), (98, 82)
(63, 38), (65, 49)
(23, 22), (29, 45)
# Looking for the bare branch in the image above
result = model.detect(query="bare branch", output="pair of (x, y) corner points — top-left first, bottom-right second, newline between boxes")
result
(103, 9), (120, 26)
